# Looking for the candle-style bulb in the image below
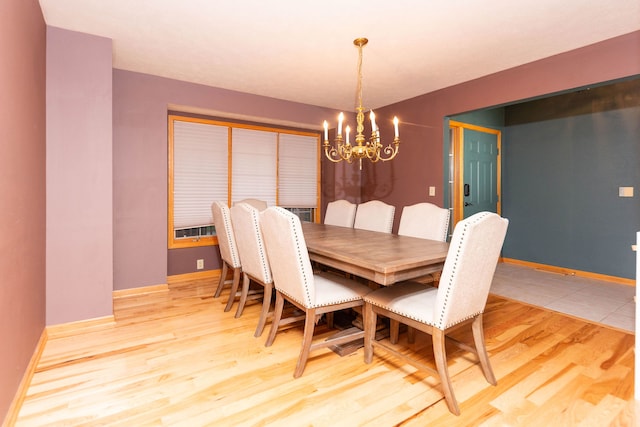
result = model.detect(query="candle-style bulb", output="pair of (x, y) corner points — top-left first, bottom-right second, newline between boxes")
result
(393, 116), (399, 138)
(338, 112), (344, 136)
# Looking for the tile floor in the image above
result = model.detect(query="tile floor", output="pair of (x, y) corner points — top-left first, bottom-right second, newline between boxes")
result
(490, 263), (636, 333)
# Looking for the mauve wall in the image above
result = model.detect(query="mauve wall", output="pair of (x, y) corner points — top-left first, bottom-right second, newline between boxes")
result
(46, 27), (113, 324)
(0, 0), (46, 421)
(364, 31), (640, 233)
(113, 70), (348, 289)
(115, 32), (640, 288)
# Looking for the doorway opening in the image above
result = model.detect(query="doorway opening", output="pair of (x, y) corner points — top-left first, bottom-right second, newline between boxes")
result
(447, 121), (502, 231)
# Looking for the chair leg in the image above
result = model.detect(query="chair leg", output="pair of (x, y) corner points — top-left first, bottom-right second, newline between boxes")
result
(389, 319), (400, 344)
(224, 267), (242, 312)
(363, 303), (377, 364)
(407, 327), (416, 344)
(254, 282), (273, 338)
(265, 291), (285, 347)
(472, 314), (496, 385)
(214, 262), (229, 298)
(294, 308), (317, 378)
(234, 273), (251, 318)
(325, 312), (334, 329)
(432, 328), (460, 416)
(390, 320), (417, 344)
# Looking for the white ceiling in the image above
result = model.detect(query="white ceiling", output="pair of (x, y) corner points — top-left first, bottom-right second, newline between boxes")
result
(39, 0), (640, 112)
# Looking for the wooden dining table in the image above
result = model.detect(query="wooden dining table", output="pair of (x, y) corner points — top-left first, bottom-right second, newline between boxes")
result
(301, 222), (450, 286)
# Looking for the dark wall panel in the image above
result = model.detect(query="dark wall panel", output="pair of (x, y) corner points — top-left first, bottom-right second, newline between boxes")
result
(502, 81), (640, 278)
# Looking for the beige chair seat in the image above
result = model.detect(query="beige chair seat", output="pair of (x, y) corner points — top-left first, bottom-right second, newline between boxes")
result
(261, 206), (371, 378)
(282, 271), (370, 308)
(366, 282), (439, 324)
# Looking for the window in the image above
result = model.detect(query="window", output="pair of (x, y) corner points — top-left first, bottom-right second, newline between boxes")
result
(231, 128), (277, 206)
(168, 115), (320, 248)
(278, 133), (318, 208)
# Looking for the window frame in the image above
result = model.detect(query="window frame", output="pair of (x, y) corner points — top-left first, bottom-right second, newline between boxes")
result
(168, 114), (321, 249)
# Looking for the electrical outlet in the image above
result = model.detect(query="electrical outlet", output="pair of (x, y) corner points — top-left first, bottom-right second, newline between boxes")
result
(196, 259), (204, 270)
(429, 186), (436, 197)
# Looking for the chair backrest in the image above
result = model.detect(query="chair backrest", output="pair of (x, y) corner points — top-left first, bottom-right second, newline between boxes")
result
(230, 203), (272, 284)
(398, 202), (450, 241)
(434, 212), (508, 329)
(260, 207), (315, 307)
(353, 200), (395, 233)
(211, 201), (241, 268)
(235, 198), (268, 211)
(324, 199), (357, 228)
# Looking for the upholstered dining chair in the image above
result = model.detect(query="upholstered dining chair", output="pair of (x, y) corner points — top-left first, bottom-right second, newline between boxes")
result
(211, 201), (242, 312)
(229, 203), (274, 336)
(260, 206), (372, 378)
(398, 202), (450, 241)
(363, 211), (509, 415)
(324, 199), (357, 228)
(235, 198), (268, 211)
(353, 200), (395, 233)
(392, 202), (452, 342)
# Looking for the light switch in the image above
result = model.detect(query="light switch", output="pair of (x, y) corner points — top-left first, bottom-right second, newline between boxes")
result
(619, 187), (634, 197)
(429, 186), (436, 197)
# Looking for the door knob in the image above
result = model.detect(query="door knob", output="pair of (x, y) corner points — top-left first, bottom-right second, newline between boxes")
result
(464, 202), (473, 206)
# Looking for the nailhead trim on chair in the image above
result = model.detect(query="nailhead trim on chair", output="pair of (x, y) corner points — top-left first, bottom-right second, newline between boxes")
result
(440, 210), (451, 242)
(398, 203), (450, 241)
(249, 207), (271, 282)
(436, 211), (492, 329)
(213, 201), (241, 268)
(273, 207), (367, 309)
(354, 201), (395, 233)
(222, 206), (241, 268)
(277, 286), (365, 309)
(276, 207), (314, 306)
(368, 211), (496, 328)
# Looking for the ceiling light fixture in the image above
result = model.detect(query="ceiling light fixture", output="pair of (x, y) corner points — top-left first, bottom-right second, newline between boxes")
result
(323, 37), (400, 170)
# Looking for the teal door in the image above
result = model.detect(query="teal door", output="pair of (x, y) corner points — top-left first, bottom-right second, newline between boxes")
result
(463, 129), (499, 218)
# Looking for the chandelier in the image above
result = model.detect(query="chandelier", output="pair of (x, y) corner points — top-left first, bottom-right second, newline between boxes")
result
(323, 38), (400, 169)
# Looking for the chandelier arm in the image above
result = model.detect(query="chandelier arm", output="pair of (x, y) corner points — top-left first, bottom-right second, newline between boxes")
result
(323, 147), (342, 163)
(378, 141), (400, 162)
(324, 143), (348, 163)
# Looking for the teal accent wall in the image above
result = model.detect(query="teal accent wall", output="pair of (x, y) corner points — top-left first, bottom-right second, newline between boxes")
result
(501, 80), (640, 279)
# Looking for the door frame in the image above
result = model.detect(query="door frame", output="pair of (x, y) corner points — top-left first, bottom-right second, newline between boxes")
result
(449, 120), (502, 227)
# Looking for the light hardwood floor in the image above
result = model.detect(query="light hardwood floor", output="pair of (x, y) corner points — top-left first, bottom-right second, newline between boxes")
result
(15, 272), (637, 426)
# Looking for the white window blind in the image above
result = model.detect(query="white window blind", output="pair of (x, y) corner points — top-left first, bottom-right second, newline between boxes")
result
(231, 128), (277, 207)
(173, 120), (228, 228)
(278, 134), (318, 207)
